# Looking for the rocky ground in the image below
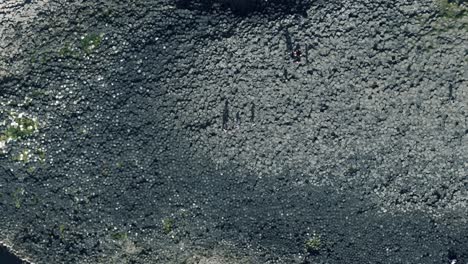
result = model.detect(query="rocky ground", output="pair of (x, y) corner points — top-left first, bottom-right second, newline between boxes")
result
(0, 0), (467, 263)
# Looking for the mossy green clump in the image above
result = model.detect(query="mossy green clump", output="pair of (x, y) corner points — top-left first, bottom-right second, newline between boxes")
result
(14, 149), (31, 163)
(437, 0), (467, 18)
(116, 162), (124, 169)
(3, 116), (38, 140)
(30, 89), (47, 98)
(162, 218), (174, 234)
(59, 224), (66, 238)
(37, 149), (46, 162)
(111, 232), (128, 240)
(305, 233), (322, 254)
(81, 33), (103, 54)
(59, 43), (80, 58)
(26, 166), (36, 174)
(12, 188), (24, 209)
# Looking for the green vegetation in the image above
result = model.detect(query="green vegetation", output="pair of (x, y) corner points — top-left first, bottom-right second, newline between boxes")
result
(59, 42), (80, 58)
(305, 233), (322, 253)
(37, 149), (46, 162)
(14, 149), (31, 163)
(58, 224), (66, 238)
(437, 0), (467, 18)
(29, 32), (105, 64)
(26, 166), (36, 174)
(81, 33), (103, 54)
(79, 128), (88, 137)
(111, 232), (128, 240)
(116, 162), (124, 169)
(426, 0), (468, 33)
(8, 148), (45, 164)
(162, 218), (174, 234)
(2, 116), (38, 140)
(30, 89), (47, 98)
(12, 188), (24, 209)
(40, 56), (48, 64)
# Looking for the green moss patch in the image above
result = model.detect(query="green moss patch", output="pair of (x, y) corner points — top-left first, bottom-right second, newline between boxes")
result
(437, 0), (467, 18)
(111, 232), (128, 240)
(2, 116), (39, 140)
(81, 33), (103, 54)
(162, 218), (174, 234)
(59, 42), (80, 58)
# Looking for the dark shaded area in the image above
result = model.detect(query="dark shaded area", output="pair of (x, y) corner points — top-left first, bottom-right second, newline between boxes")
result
(449, 0), (467, 4)
(175, 0), (312, 16)
(0, 245), (23, 264)
(156, 158), (467, 263)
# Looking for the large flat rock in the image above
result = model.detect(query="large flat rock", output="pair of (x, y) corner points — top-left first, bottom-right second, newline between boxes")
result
(0, 0), (467, 263)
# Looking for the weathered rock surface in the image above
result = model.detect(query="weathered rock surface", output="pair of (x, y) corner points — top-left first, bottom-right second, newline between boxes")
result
(0, 0), (467, 263)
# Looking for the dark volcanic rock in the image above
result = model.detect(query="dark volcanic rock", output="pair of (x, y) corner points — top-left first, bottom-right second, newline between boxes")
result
(0, 0), (467, 263)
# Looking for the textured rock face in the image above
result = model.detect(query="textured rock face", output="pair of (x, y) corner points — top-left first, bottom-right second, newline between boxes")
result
(0, 0), (467, 263)
(175, 0), (310, 15)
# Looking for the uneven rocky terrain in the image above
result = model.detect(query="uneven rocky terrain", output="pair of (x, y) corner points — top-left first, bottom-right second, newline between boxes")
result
(0, 0), (467, 263)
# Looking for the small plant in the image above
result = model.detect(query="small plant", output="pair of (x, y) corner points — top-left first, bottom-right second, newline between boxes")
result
(111, 232), (128, 240)
(26, 166), (36, 174)
(30, 89), (46, 98)
(305, 233), (322, 254)
(116, 162), (124, 169)
(162, 218), (174, 234)
(81, 33), (103, 54)
(37, 149), (46, 162)
(59, 224), (66, 238)
(14, 149), (31, 163)
(12, 188), (24, 209)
